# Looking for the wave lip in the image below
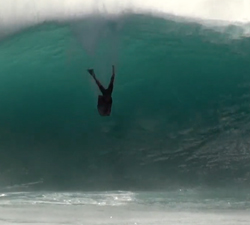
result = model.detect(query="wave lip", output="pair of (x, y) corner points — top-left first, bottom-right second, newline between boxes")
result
(1, 0), (250, 30)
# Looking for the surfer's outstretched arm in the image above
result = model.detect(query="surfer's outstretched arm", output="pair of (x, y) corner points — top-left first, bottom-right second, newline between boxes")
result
(107, 65), (115, 94)
(88, 69), (106, 95)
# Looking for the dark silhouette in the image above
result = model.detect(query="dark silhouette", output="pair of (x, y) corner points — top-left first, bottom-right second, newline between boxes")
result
(88, 65), (115, 116)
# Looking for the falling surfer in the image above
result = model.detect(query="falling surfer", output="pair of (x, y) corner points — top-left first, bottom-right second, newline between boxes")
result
(88, 65), (115, 116)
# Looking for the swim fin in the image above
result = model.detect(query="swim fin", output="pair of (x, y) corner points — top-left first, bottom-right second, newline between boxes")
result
(87, 69), (94, 75)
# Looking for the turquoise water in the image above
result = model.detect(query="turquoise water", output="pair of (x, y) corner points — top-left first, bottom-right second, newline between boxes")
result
(0, 15), (250, 190)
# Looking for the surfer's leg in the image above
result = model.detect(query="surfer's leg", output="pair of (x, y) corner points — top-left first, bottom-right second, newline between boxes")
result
(88, 69), (106, 95)
(107, 76), (114, 94)
(107, 66), (115, 94)
(95, 78), (106, 95)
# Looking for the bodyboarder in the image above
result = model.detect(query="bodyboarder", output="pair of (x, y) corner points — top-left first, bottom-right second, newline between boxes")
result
(88, 65), (115, 116)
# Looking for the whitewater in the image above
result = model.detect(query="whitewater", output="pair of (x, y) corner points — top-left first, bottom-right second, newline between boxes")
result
(1, 0), (250, 30)
(1, 0), (250, 224)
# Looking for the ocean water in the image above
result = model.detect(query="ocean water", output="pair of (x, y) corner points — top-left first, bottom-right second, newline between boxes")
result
(1, 190), (250, 224)
(0, 0), (250, 224)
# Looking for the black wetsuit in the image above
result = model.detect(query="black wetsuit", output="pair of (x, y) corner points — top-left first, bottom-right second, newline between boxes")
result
(98, 95), (112, 116)
(96, 76), (114, 116)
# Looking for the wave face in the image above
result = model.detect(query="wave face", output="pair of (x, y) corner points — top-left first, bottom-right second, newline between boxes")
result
(0, 8), (250, 190)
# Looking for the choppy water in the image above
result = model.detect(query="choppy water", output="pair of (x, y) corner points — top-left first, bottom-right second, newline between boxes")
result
(0, 190), (250, 224)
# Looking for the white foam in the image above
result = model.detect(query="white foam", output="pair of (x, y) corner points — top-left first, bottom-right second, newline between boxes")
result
(0, 0), (250, 32)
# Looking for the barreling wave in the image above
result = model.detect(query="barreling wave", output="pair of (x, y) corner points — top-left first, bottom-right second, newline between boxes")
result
(0, 1), (250, 191)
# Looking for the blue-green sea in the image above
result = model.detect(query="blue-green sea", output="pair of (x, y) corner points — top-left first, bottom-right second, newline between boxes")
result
(1, 1), (250, 224)
(1, 14), (250, 191)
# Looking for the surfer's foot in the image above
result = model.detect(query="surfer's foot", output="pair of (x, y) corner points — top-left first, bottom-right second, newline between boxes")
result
(87, 69), (94, 76)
